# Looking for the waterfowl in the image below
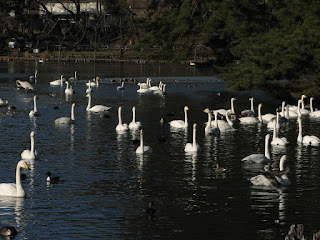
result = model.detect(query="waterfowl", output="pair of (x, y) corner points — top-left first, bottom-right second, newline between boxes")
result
(0, 98), (8, 108)
(257, 103), (276, 123)
(21, 131), (38, 160)
(213, 97), (236, 117)
(86, 77), (100, 87)
(29, 70), (38, 81)
(46, 171), (60, 183)
(242, 134), (271, 164)
(271, 119), (288, 146)
(144, 201), (156, 216)
(136, 129), (152, 154)
(117, 81), (125, 90)
(241, 97), (255, 116)
(86, 80), (93, 94)
(0, 226), (18, 237)
(64, 81), (74, 95)
(116, 106), (129, 132)
(54, 103), (76, 124)
(137, 84), (152, 93)
(297, 117), (320, 146)
(203, 109), (220, 134)
(86, 94), (111, 113)
(50, 75), (64, 86)
(215, 164), (228, 174)
(129, 106), (142, 130)
(309, 97), (320, 118)
(0, 160), (30, 197)
(184, 123), (201, 152)
(137, 78), (151, 89)
(16, 80), (34, 90)
(68, 71), (77, 82)
(149, 81), (162, 91)
(29, 95), (40, 117)
(169, 106), (189, 129)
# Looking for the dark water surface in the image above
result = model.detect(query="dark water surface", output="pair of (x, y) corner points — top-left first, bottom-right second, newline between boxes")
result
(0, 62), (319, 239)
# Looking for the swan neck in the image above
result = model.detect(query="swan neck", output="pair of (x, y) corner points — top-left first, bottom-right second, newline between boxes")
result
(226, 112), (232, 126)
(310, 98), (314, 112)
(87, 95), (91, 110)
(265, 135), (270, 159)
(279, 157), (285, 171)
(30, 134), (35, 153)
(207, 112), (211, 127)
(132, 108), (136, 122)
(273, 120), (277, 139)
(184, 108), (188, 127)
(15, 162), (23, 194)
(258, 105), (262, 122)
(71, 104), (75, 120)
(140, 131), (144, 150)
(214, 112), (218, 128)
(33, 96), (37, 112)
(192, 126), (197, 150)
(231, 99), (235, 114)
(298, 119), (302, 141)
(250, 99), (254, 112)
(118, 108), (122, 125)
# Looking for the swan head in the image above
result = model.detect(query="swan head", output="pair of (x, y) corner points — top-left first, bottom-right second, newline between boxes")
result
(184, 106), (189, 111)
(86, 94), (91, 98)
(19, 160), (30, 170)
(193, 123), (197, 128)
(203, 108), (210, 113)
(30, 131), (35, 137)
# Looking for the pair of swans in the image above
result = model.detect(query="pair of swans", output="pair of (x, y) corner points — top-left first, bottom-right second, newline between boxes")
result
(203, 109), (220, 134)
(50, 75), (65, 86)
(55, 103), (76, 124)
(250, 155), (290, 187)
(21, 131), (38, 160)
(86, 94), (111, 113)
(136, 129), (152, 154)
(116, 106), (143, 132)
(185, 123), (201, 152)
(297, 117), (320, 146)
(169, 106), (189, 129)
(29, 95), (40, 117)
(16, 80), (34, 90)
(0, 160), (30, 197)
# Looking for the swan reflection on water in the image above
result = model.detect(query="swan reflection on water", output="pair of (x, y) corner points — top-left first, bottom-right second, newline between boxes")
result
(0, 196), (25, 227)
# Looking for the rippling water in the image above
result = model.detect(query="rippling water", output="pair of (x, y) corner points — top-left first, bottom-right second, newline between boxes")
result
(0, 62), (320, 239)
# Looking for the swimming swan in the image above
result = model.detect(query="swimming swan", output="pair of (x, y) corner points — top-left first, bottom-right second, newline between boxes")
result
(50, 75), (64, 86)
(241, 97), (255, 116)
(0, 160), (30, 197)
(297, 117), (320, 146)
(29, 95), (40, 117)
(271, 119), (288, 146)
(86, 77), (100, 87)
(129, 106), (142, 130)
(16, 80), (34, 90)
(169, 106), (189, 129)
(65, 81), (74, 95)
(213, 97), (236, 117)
(136, 129), (152, 154)
(54, 103), (76, 124)
(86, 80), (93, 94)
(203, 109), (220, 134)
(86, 94), (111, 113)
(21, 131), (38, 160)
(309, 97), (320, 118)
(185, 123), (201, 152)
(257, 103), (276, 123)
(117, 81), (125, 90)
(242, 134), (271, 164)
(116, 106), (129, 132)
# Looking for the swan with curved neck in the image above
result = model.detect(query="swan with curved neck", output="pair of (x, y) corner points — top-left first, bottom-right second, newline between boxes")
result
(271, 119), (288, 146)
(297, 117), (320, 146)
(129, 106), (142, 130)
(55, 103), (76, 124)
(65, 81), (74, 95)
(30, 70), (37, 81)
(242, 134), (271, 164)
(116, 106), (129, 132)
(29, 95), (40, 117)
(169, 106), (189, 129)
(136, 129), (152, 154)
(149, 81), (162, 91)
(185, 123), (201, 152)
(86, 94), (111, 113)
(309, 97), (320, 118)
(0, 160), (30, 197)
(21, 131), (38, 160)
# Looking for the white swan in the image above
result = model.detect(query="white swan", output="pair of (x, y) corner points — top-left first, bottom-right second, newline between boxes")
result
(219, 110), (236, 132)
(239, 109), (259, 124)
(250, 155), (290, 187)
(65, 81), (74, 95)
(117, 81), (125, 90)
(203, 109), (220, 134)
(50, 75), (64, 86)
(29, 70), (38, 81)
(271, 119), (288, 146)
(69, 71), (77, 81)
(86, 77), (100, 87)
(137, 78), (151, 89)
(241, 97), (255, 116)
(213, 97), (236, 117)
(21, 131), (38, 160)
(309, 97), (320, 118)
(86, 94), (111, 113)
(149, 81), (162, 91)
(86, 80), (93, 94)
(136, 129), (152, 154)
(129, 106), (142, 130)
(297, 117), (320, 146)
(257, 103), (276, 123)
(29, 95), (40, 117)
(137, 84), (152, 93)
(0, 160), (30, 197)
(116, 106), (129, 132)
(242, 134), (271, 164)
(169, 106), (189, 129)
(289, 96), (310, 115)
(288, 95), (306, 111)
(184, 123), (201, 152)
(54, 103), (76, 124)
(16, 80), (34, 90)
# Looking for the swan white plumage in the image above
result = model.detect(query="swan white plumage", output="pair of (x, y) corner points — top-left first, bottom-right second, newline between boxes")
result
(250, 155), (290, 187)
(136, 129), (152, 154)
(86, 94), (111, 113)
(129, 106), (142, 130)
(137, 84), (152, 93)
(213, 97), (236, 117)
(117, 81), (125, 90)
(116, 106), (129, 132)
(239, 110), (259, 124)
(241, 97), (255, 116)
(21, 131), (38, 160)
(184, 123), (201, 152)
(242, 134), (271, 164)
(149, 81), (162, 91)
(29, 70), (38, 81)
(309, 97), (320, 118)
(219, 110), (236, 132)
(271, 119), (288, 146)
(64, 81), (74, 95)
(29, 95), (40, 117)
(86, 77), (100, 87)
(137, 78), (151, 89)
(288, 95), (306, 111)
(297, 117), (320, 146)
(16, 80), (34, 90)
(257, 103), (276, 123)
(169, 106), (189, 129)
(50, 75), (64, 86)
(69, 71), (77, 81)
(86, 80), (93, 94)
(203, 109), (220, 134)
(289, 96), (309, 115)
(54, 103), (76, 124)
(0, 160), (30, 197)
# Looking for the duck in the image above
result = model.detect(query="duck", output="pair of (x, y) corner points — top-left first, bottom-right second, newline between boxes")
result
(29, 95), (40, 117)
(297, 117), (320, 146)
(215, 164), (228, 174)
(64, 81), (75, 95)
(242, 134), (271, 164)
(129, 106), (142, 130)
(144, 201), (156, 216)
(21, 131), (38, 160)
(16, 80), (34, 90)
(0, 160), (30, 197)
(86, 77), (100, 87)
(54, 103), (76, 124)
(309, 97), (320, 118)
(169, 106), (189, 129)
(46, 171), (60, 183)
(0, 226), (18, 237)
(184, 123), (201, 152)
(136, 129), (152, 154)
(241, 97), (255, 117)
(86, 94), (111, 113)
(50, 75), (65, 86)
(116, 106), (129, 133)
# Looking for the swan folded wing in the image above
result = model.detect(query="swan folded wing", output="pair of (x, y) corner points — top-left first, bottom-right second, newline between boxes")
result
(88, 105), (111, 113)
(169, 120), (185, 128)
(302, 135), (320, 145)
(242, 154), (270, 164)
(0, 183), (17, 196)
(250, 174), (278, 187)
(55, 117), (72, 124)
